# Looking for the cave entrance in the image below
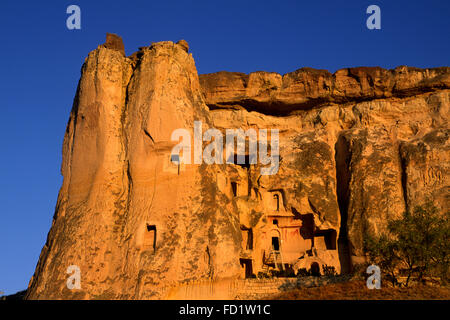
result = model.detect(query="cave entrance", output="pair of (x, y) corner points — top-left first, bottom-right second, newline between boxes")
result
(273, 194), (280, 211)
(311, 262), (320, 276)
(231, 181), (238, 197)
(227, 152), (254, 170)
(170, 154), (180, 175)
(272, 237), (280, 251)
(335, 134), (352, 274)
(269, 190), (284, 212)
(241, 227), (253, 250)
(144, 225), (157, 252)
(240, 259), (253, 278)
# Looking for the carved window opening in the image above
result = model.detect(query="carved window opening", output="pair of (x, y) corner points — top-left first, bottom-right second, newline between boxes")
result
(310, 262), (320, 276)
(272, 236), (280, 251)
(241, 227), (253, 250)
(231, 182), (238, 197)
(144, 224), (157, 252)
(273, 219), (278, 225)
(171, 154), (180, 175)
(273, 194), (280, 211)
(239, 258), (253, 279)
(228, 153), (252, 170)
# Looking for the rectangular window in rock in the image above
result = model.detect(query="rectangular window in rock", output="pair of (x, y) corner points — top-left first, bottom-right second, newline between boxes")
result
(273, 194), (280, 211)
(272, 237), (280, 251)
(231, 182), (238, 197)
(144, 225), (157, 252)
(170, 154), (180, 175)
(241, 227), (253, 250)
(269, 190), (284, 211)
(239, 258), (253, 279)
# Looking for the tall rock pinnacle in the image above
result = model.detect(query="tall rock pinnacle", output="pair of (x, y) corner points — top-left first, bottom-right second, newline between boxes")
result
(27, 35), (241, 299)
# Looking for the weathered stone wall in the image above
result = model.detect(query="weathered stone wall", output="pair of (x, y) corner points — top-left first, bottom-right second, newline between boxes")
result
(164, 278), (299, 300)
(164, 277), (352, 300)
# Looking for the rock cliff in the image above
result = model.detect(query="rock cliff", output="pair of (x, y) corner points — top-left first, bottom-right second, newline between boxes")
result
(26, 34), (449, 299)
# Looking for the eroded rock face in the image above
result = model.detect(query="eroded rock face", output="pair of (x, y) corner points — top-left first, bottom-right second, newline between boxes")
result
(202, 70), (449, 276)
(336, 128), (406, 264)
(400, 128), (450, 213)
(26, 36), (240, 300)
(26, 34), (449, 299)
(176, 39), (189, 53)
(199, 66), (450, 115)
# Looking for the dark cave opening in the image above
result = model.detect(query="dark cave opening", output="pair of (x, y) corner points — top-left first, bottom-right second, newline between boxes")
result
(335, 134), (352, 274)
(399, 143), (409, 213)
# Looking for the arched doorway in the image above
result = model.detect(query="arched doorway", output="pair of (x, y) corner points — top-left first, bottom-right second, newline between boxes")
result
(310, 262), (320, 276)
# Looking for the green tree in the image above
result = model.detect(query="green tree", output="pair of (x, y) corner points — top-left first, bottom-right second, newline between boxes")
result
(364, 201), (449, 287)
(364, 234), (399, 286)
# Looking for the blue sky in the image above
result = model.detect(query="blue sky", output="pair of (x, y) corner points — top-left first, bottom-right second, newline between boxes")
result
(0, 0), (449, 295)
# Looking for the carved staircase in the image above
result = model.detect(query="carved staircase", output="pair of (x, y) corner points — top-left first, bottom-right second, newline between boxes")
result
(263, 250), (285, 271)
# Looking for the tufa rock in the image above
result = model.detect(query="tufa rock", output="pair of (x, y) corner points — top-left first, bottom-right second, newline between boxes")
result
(25, 36), (449, 299)
(199, 67), (450, 115)
(176, 39), (189, 52)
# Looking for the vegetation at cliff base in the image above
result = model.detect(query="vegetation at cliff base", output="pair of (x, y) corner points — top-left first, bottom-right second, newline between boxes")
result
(364, 201), (450, 287)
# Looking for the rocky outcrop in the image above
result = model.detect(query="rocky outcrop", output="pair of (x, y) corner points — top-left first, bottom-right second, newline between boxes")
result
(199, 67), (450, 115)
(176, 39), (189, 53)
(103, 33), (125, 55)
(26, 34), (449, 299)
(203, 70), (449, 275)
(400, 128), (449, 212)
(337, 128), (406, 262)
(26, 36), (240, 300)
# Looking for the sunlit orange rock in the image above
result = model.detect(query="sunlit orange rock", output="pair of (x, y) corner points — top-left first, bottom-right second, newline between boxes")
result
(26, 34), (449, 299)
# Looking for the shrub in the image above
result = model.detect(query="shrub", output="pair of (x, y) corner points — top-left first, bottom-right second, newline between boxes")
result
(258, 267), (296, 278)
(296, 268), (311, 277)
(364, 201), (450, 287)
(282, 268), (296, 277)
(350, 263), (370, 280)
(323, 265), (338, 277)
(257, 271), (271, 279)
